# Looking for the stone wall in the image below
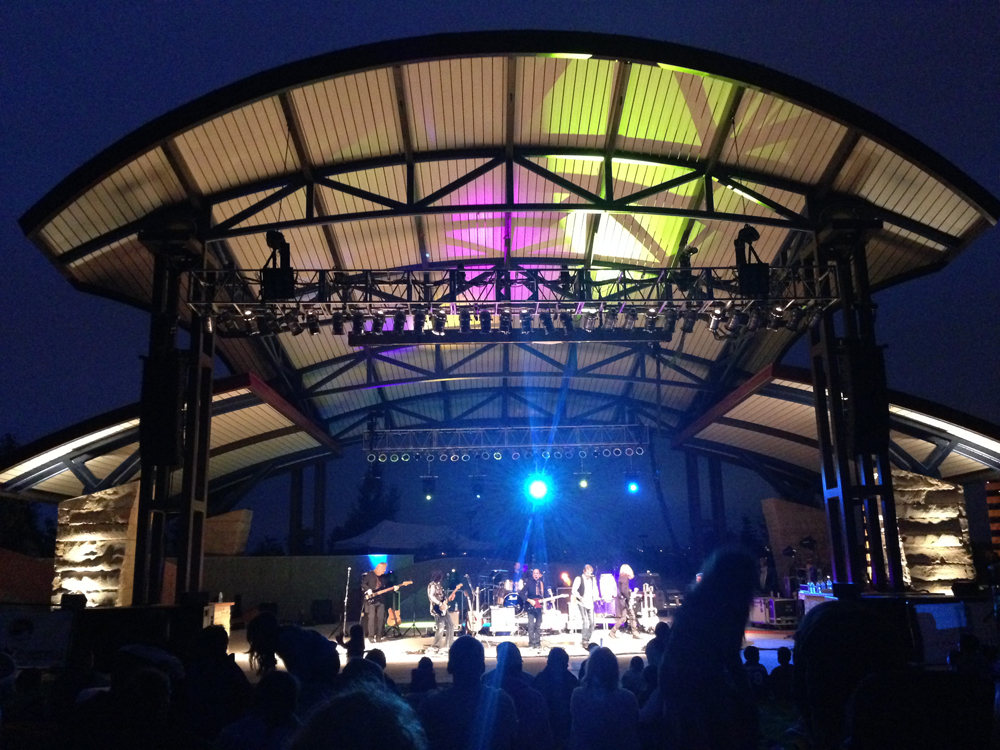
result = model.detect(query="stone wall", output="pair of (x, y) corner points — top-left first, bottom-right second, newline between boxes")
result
(52, 483), (139, 607)
(893, 469), (975, 595)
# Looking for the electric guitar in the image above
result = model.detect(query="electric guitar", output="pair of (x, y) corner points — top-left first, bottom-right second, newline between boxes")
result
(430, 583), (462, 617)
(364, 580), (413, 602)
(463, 575), (486, 635)
(522, 593), (568, 610)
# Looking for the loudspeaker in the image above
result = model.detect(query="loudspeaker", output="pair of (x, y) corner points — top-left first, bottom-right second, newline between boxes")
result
(737, 262), (770, 298)
(139, 352), (186, 465)
(261, 267), (295, 301)
(839, 343), (890, 455)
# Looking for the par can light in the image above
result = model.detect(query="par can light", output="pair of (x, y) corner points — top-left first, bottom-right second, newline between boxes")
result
(493, 452), (502, 460)
(390, 454), (399, 462)
(378, 453), (388, 462)
(367, 453), (376, 462)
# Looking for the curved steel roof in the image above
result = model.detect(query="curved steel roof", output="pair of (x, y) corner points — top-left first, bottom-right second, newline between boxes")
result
(18, 31), (999, 443)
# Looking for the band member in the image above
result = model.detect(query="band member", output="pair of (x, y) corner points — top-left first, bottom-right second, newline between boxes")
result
(427, 570), (456, 654)
(361, 562), (397, 645)
(511, 561), (526, 592)
(571, 564), (598, 648)
(610, 564), (639, 639)
(525, 568), (545, 650)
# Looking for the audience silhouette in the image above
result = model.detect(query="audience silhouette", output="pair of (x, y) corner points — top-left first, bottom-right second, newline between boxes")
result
(568, 646), (639, 750)
(530, 647), (578, 750)
(214, 670), (301, 750)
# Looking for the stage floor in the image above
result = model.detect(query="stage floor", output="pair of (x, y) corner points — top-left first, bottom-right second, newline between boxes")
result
(227, 624), (794, 685)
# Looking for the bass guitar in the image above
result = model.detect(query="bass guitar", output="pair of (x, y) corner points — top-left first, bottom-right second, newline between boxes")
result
(518, 592), (568, 614)
(430, 583), (462, 617)
(364, 580), (413, 602)
(464, 575), (486, 635)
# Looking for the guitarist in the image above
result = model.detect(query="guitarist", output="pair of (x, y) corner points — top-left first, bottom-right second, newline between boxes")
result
(524, 568), (546, 651)
(361, 562), (396, 645)
(571, 564), (599, 649)
(427, 570), (458, 654)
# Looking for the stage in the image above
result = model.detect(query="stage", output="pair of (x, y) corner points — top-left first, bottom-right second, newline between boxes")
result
(227, 623), (793, 685)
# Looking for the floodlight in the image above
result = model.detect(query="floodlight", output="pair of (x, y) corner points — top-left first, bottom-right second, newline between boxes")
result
(421, 475), (437, 500)
(393, 310), (406, 332)
(680, 308), (699, 334)
(520, 311), (533, 332)
(662, 307), (678, 337)
(582, 311), (598, 332)
(745, 308), (763, 333)
(459, 309), (471, 333)
(352, 310), (365, 333)
(540, 312), (556, 334)
(725, 312), (749, 337)
(479, 310), (492, 333)
(526, 475), (550, 503)
(390, 454), (399, 462)
(708, 307), (725, 334)
(767, 307), (785, 330)
(413, 309), (427, 333)
(623, 310), (639, 331)
(433, 311), (448, 335)
(806, 308), (823, 330)
(306, 313), (321, 336)
(625, 474), (640, 493)
(785, 306), (805, 331)
(559, 311), (574, 332)
(644, 310), (659, 332)
(332, 312), (345, 335)
(499, 309), (512, 334)
(372, 312), (386, 334)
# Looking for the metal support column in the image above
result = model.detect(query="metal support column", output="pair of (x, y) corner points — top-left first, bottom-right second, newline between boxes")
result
(289, 466), (304, 555)
(708, 457), (726, 540)
(809, 215), (904, 593)
(685, 451), (703, 563)
(313, 461), (327, 554)
(175, 267), (216, 599)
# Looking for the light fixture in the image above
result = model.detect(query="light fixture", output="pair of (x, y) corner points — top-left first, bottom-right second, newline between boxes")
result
(479, 310), (492, 333)
(499, 309), (512, 335)
(459, 309), (471, 333)
(662, 308), (678, 337)
(746, 308), (764, 333)
(520, 310), (533, 332)
(471, 474), (484, 497)
(602, 311), (617, 330)
(806, 307), (824, 330)
(393, 310), (407, 332)
(390, 454), (399, 462)
(785, 306), (805, 331)
(413, 309), (427, 333)
(493, 452), (502, 460)
(582, 311), (598, 332)
(725, 312), (749, 337)
(577, 472), (591, 489)
(433, 311), (447, 335)
(644, 310), (659, 333)
(366, 453), (376, 463)
(708, 307), (725, 334)
(421, 475), (437, 500)
(352, 310), (365, 333)
(559, 311), (574, 332)
(625, 474), (640, 494)
(378, 453), (388, 462)
(526, 475), (550, 504)
(284, 312), (303, 336)
(624, 310), (639, 331)
(306, 313), (321, 336)
(540, 311), (556, 334)
(680, 308), (699, 334)
(372, 312), (386, 334)
(332, 312), (345, 335)
(767, 307), (785, 330)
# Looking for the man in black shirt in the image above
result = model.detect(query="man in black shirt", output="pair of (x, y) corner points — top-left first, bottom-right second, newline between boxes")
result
(361, 562), (396, 645)
(525, 568), (545, 652)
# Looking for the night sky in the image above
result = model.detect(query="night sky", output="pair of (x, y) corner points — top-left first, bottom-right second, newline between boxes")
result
(2, 3), (997, 553)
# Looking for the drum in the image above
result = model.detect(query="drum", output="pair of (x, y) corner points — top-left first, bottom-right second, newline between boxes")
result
(503, 593), (520, 608)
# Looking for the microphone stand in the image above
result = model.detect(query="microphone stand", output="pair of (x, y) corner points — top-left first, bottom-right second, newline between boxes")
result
(332, 566), (351, 638)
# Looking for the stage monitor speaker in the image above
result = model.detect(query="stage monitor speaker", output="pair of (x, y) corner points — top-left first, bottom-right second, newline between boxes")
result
(838, 343), (890, 455)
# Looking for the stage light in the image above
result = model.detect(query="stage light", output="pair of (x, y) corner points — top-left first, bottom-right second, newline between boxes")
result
(421, 474), (436, 500)
(524, 450), (533, 460)
(559, 311), (574, 332)
(459, 309), (471, 333)
(512, 451), (520, 460)
(393, 310), (407, 332)
(560, 572), (572, 586)
(613, 448), (622, 457)
(439, 453), (448, 462)
(461, 453), (470, 461)
(352, 310), (365, 333)
(284, 312), (303, 336)
(767, 306), (785, 330)
(450, 454), (459, 462)
(626, 475), (640, 493)
(662, 307), (678, 337)
(426, 454), (435, 462)
(499, 309), (512, 334)
(526, 476), (550, 501)
(542, 450), (551, 459)
(603, 310), (618, 330)
(471, 474), (484, 497)
(625, 447), (634, 456)
(806, 307), (823, 330)
(746, 308), (764, 333)
(785, 306), (805, 331)
(401, 453), (410, 462)
(602, 448), (612, 457)
(725, 312), (749, 337)
(708, 306), (725, 334)
(582, 311), (598, 332)
(579, 450), (587, 458)
(624, 309), (638, 331)
(481, 451), (491, 460)
(553, 450), (563, 459)
(378, 453), (388, 462)
(367, 453), (376, 462)
(413, 309), (427, 333)
(680, 308), (699, 334)
(520, 311), (533, 332)
(540, 312), (556, 334)
(493, 452), (502, 460)
(635, 446), (645, 455)
(576, 472), (591, 489)
(433, 311), (448, 335)
(390, 454), (399, 462)
(306, 313), (321, 336)
(644, 310), (659, 332)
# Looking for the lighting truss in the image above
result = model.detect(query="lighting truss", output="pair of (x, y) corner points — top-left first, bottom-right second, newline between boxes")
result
(186, 262), (839, 343)
(362, 424), (649, 453)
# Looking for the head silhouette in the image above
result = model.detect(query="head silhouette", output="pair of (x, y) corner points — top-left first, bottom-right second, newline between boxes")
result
(546, 647), (570, 671)
(448, 636), (486, 685)
(584, 647), (619, 691)
(744, 646), (760, 665)
(777, 646), (791, 666)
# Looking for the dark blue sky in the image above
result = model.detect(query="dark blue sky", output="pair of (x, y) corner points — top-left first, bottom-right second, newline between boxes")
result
(2, 2), (997, 548)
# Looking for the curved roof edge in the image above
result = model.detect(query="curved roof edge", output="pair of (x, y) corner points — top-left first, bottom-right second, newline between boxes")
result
(20, 29), (999, 237)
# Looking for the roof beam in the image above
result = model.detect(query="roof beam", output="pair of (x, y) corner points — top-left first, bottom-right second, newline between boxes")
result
(392, 65), (429, 269)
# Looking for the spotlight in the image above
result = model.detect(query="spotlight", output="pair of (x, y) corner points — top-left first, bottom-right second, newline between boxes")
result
(352, 310), (365, 333)
(725, 312), (749, 337)
(635, 446), (645, 456)
(306, 313), (321, 336)
(746, 308), (764, 333)
(401, 453), (410, 462)
(542, 451), (551, 459)
(579, 478), (589, 489)
(493, 452), (502, 460)
(393, 310), (407, 332)
(459, 309), (471, 333)
(582, 311), (598, 333)
(602, 448), (612, 457)
(367, 453), (376, 463)
(461, 453), (470, 462)
(625, 474), (640, 493)
(625, 447), (634, 456)
(284, 312), (303, 336)
(786, 306), (806, 331)
(680, 308), (699, 334)
(471, 474), (485, 497)
(332, 311), (345, 335)
(559, 311), (574, 332)
(421, 475), (437, 500)
(524, 450), (533, 460)
(426, 454), (435, 462)
(479, 310), (492, 333)
(662, 307), (678, 337)
(439, 453), (449, 462)
(576, 472), (591, 489)
(767, 307), (785, 330)
(413, 309), (427, 333)
(623, 310), (639, 331)
(390, 454), (399, 462)
(481, 451), (491, 460)
(806, 307), (824, 330)
(520, 311), (533, 332)
(602, 311), (617, 330)
(372, 312), (386, 334)
(579, 450), (587, 458)
(553, 450), (563, 459)
(526, 475), (550, 504)
(512, 451), (521, 460)
(613, 448), (622, 457)
(708, 306), (725, 334)
(433, 311), (448, 335)
(499, 309), (512, 334)
(540, 312), (556, 335)
(378, 453), (388, 462)
(644, 310), (659, 332)
(450, 454), (459, 462)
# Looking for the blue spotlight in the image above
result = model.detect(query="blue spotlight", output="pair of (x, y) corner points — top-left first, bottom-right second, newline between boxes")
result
(625, 474), (640, 494)
(526, 475), (550, 505)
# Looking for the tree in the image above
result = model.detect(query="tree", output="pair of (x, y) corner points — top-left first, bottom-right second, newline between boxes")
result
(328, 467), (401, 546)
(0, 433), (56, 557)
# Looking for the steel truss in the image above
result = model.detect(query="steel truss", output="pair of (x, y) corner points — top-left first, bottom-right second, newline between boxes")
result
(363, 424), (649, 453)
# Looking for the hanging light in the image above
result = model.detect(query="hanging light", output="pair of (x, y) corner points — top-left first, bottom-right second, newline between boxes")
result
(520, 310), (533, 332)
(767, 306), (785, 330)
(785, 306), (806, 331)
(582, 311), (598, 332)
(459, 309), (471, 333)
(332, 311), (345, 335)
(479, 310), (492, 333)
(680, 308), (699, 334)
(284, 312), (303, 336)
(559, 311), (575, 332)
(433, 311), (448, 335)
(393, 310), (407, 332)
(662, 307), (678, 337)
(351, 310), (365, 333)
(306, 313), (321, 335)
(806, 307), (824, 330)
(708, 306), (725, 334)
(725, 311), (749, 337)
(602, 310), (618, 330)
(499, 309), (513, 334)
(623, 309), (639, 331)
(644, 310), (659, 333)
(413, 309), (427, 333)
(540, 311), (556, 334)
(745, 308), (763, 333)
(372, 311), (386, 334)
